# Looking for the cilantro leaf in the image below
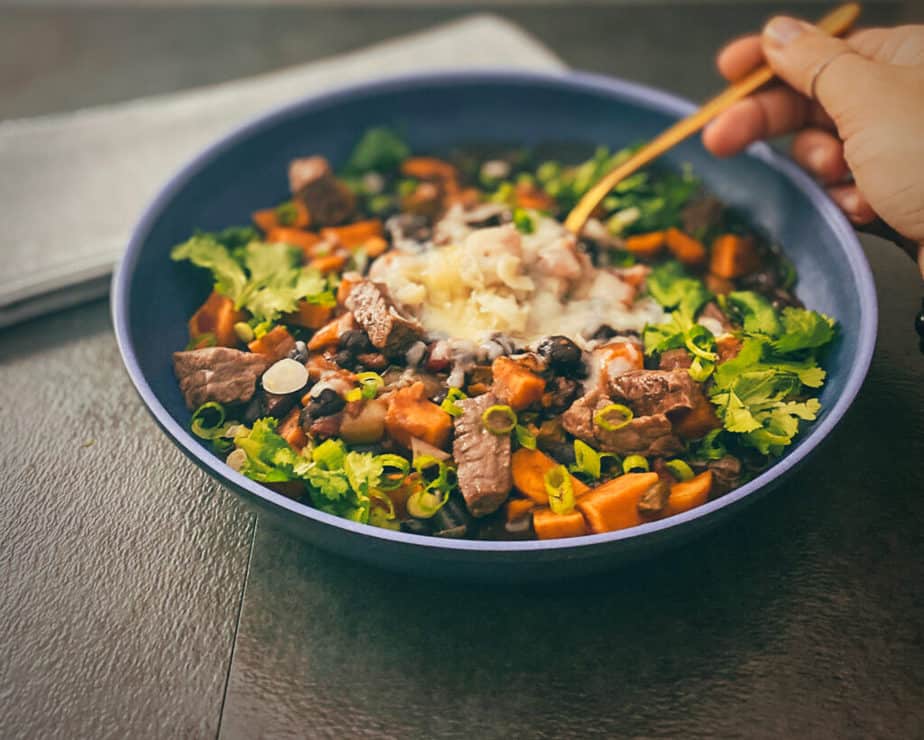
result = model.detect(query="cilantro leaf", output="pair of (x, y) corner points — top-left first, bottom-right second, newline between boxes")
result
(647, 261), (711, 318)
(346, 127), (410, 174)
(772, 307), (836, 353)
(725, 291), (781, 336)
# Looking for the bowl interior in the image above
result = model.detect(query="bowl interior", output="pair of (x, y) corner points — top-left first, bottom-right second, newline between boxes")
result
(117, 72), (874, 554)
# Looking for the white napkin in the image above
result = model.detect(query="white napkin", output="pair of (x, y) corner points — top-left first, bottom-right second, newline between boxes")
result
(0, 14), (564, 328)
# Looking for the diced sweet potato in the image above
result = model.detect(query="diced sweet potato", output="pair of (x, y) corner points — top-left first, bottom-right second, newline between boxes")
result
(710, 234), (761, 278)
(665, 471), (713, 517)
(248, 325), (296, 361)
(285, 300), (333, 329)
(533, 508), (587, 540)
(278, 407), (308, 451)
(384, 382), (453, 450)
(307, 312), (355, 351)
(337, 273), (362, 305)
(505, 498), (536, 523)
(672, 396), (722, 439)
(266, 227), (322, 261)
(624, 231), (665, 258)
(576, 472), (659, 534)
(515, 183), (556, 211)
(665, 227), (707, 265)
(401, 157), (457, 182)
(491, 357), (546, 411)
(511, 448), (589, 504)
(320, 219), (382, 249)
(188, 291), (246, 348)
(308, 253), (348, 274)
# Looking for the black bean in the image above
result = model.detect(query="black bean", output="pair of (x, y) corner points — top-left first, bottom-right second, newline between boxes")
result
(338, 329), (373, 355)
(431, 495), (472, 538)
(262, 391), (297, 419)
(538, 439), (577, 467)
(332, 350), (356, 369)
(537, 335), (582, 373)
(400, 518), (432, 536)
(287, 340), (308, 364)
(242, 397), (262, 425)
(305, 388), (345, 419)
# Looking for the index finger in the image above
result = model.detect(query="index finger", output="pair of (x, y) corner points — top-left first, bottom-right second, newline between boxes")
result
(716, 35), (764, 81)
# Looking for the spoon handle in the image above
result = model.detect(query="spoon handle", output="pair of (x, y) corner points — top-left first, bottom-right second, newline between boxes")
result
(564, 2), (862, 234)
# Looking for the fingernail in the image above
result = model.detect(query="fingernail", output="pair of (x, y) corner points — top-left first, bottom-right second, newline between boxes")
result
(764, 16), (806, 47)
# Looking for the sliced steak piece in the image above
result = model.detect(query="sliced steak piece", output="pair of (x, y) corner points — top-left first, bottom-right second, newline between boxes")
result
(608, 369), (699, 418)
(346, 280), (425, 359)
(681, 195), (723, 235)
(561, 391), (684, 457)
(288, 155), (355, 227)
(173, 347), (271, 410)
(658, 348), (693, 371)
(452, 393), (512, 517)
(708, 454), (741, 496)
(700, 301), (734, 333)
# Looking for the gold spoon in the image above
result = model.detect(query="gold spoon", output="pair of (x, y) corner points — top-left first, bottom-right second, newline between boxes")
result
(564, 2), (862, 234)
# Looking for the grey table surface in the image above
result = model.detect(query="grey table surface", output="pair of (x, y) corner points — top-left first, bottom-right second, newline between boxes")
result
(2, 3), (923, 739)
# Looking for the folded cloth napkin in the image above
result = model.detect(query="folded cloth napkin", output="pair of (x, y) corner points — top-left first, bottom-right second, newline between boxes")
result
(0, 14), (564, 329)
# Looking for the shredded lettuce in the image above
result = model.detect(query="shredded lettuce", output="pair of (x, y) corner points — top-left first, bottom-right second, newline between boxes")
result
(233, 419), (302, 484)
(171, 233), (335, 322)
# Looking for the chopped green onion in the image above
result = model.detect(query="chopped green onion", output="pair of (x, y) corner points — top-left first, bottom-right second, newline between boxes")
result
(490, 181), (515, 205)
(622, 455), (649, 474)
(397, 179), (418, 198)
(233, 321), (254, 344)
(513, 208), (535, 234)
(688, 356), (715, 382)
(274, 200), (298, 226)
(252, 320), (273, 340)
(440, 387), (467, 417)
(191, 402), (226, 439)
(514, 424), (537, 450)
(406, 488), (450, 519)
(185, 332), (216, 350)
(368, 194), (393, 216)
(482, 404), (517, 435)
(375, 454), (410, 490)
(345, 388), (362, 403)
(664, 459), (695, 481)
(355, 371), (384, 400)
(684, 325), (718, 361)
(536, 161), (560, 183)
(570, 439), (602, 479)
(593, 403), (633, 432)
(544, 465), (576, 515)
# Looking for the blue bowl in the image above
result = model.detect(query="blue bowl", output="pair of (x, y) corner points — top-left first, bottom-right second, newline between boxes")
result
(112, 70), (876, 582)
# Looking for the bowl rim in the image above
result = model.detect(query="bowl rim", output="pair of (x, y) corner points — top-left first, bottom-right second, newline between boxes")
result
(112, 68), (877, 553)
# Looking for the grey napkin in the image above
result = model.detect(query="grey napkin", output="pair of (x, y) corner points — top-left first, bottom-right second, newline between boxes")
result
(0, 14), (564, 328)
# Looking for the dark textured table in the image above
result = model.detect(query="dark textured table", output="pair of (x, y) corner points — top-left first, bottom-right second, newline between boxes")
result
(2, 4), (922, 738)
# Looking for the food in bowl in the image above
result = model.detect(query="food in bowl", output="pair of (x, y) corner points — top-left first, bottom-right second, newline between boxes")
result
(170, 128), (837, 541)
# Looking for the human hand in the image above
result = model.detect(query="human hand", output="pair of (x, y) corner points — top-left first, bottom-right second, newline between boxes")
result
(703, 18), (924, 276)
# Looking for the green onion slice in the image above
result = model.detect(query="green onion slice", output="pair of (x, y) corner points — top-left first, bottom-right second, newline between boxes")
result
(622, 455), (650, 474)
(375, 454), (410, 491)
(684, 325), (718, 362)
(570, 439), (601, 480)
(688, 356), (715, 383)
(594, 403), (633, 432)
(345, 388), (362, 403)
(544, 465), (576, 515)
(185, 332), (216, 351)
(514, 424), (537, 450)
(406, 488), (450, 519)
(440, 387), (468, 417)
(664, 459), (695, 481)
(482, 404), (517, 435)
(355, 371), (384, 400)
(191, 402), (226, 439)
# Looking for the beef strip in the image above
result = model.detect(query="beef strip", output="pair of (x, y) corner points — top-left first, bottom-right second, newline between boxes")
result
(608, 369), (699, 418)
(561, 391), (684, 457)
(658, 348), (693, 371)
(708, 454), (742, 495)
(346, 280), (425, 359)
(173, 347), (271, 410)
(452, 393), (512, 517)
(700, 302), (734, 333)
(288, 155), (355, 227)
(681, 195), (723, 235)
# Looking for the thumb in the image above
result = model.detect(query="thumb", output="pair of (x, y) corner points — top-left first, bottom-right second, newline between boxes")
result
(761, 16), (879, 114)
